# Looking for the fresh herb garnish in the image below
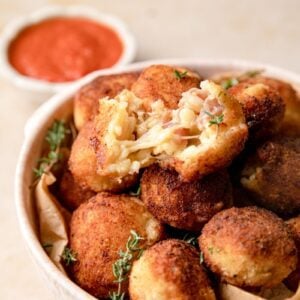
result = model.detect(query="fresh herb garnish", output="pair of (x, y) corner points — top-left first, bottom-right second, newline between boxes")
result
(174, 70), (188, 80)
(204, 111), (224, 127)
(61, 246), (77, 266)
(199, 251), (204, 264)
(183, 233), (198, 247)
(33, 120), (71, 180)
(109, 230), (144, 300)
(221, 78), (239, 90)
(42, 243), (53, 249)
(129, 185), (141, 197)
(244, 69), (263, 78)
(220, 69), (263, 90)
(208, 246), (214, 254)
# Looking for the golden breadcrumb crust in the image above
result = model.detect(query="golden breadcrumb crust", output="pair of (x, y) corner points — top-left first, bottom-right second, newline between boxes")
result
(69, 121), (137, 192)
(131, 64), (201, 110)
(58, 170), (96, 211)
(69, 193), (165, 298)
(74, 72), (139, 130)
(199, 207), (297, 288)
(141, 165), (232, 232)
(241, 137), (300, 216)
(129, 239), (216, 300)
(285, 215), (300, 291)
(228, 81), (285, 141)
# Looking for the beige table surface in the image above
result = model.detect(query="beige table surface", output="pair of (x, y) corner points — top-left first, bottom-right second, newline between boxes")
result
(1, 0), (300, 299)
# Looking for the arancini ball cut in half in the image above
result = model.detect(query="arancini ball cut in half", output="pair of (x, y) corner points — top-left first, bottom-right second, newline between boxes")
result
(129, 239), (216, 300)
(69, 121), (138, 192)
(74, 72), (139, 130)
(199, 207), (297, 288)
(141, 165), (232, 232)
(91, 80), (248, 182)
(241, 137), (300, 216)
(131, 64), (201, 111)
(69, 193), (164, 299)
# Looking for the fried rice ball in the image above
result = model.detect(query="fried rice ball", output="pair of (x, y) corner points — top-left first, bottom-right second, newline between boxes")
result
(240, 76), (300, 137)
(74, 72), (139, 130)
(69, 121), (137, 192)
(129, 239), (216, 300)
(92, 80), (248, 182)
(212, 71), (300, 137)
(284, 215), (300, 291)
(69, 193), (165, 298)
(141, 165), (232, 232)
(131, 64), (201, 110)
(227, 81), (285, 141)
(58, 170), (96, 211)
(199, 207), (297, 288)
(241, 137), (300, 216)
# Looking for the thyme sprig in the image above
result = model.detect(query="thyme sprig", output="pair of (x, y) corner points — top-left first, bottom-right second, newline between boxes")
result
(129, 185), (141, 197)
(61, 246), (77, 266)
(204, 111), (224, 127)
(109, 230), (144, 300)
(183, 233), (198, 247)
(174, 70), (188, 80)
(221, 69), (263, 89)
(33, 120), (71, 180)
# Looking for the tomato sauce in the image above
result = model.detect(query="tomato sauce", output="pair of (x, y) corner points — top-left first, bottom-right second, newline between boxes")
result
(8, 17), (123, 82)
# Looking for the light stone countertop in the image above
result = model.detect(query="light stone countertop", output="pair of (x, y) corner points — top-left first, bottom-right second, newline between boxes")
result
(0, 0), (299, 299)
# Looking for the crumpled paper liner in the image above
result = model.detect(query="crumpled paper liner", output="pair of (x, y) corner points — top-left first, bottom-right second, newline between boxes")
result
(34, 172), (300, 299)
(35, 172), (71, 274)
(220, 283), (300, 300)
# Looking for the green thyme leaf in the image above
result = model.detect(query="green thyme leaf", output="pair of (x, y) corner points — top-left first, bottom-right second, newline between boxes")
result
(129, 185), (141, 197)
(244, 69), (263, 78)
(200, 252), (204, 264)
(33, 120), (71, 180)
(221, 78), (239, 89)
(183, 233), (198, 247)
(204, 111), (224, 127)
(42, 243), (53, 249)
(174, 70), (188, 80)
(109, 230), (144, 299)
(61, 247), (77, 266)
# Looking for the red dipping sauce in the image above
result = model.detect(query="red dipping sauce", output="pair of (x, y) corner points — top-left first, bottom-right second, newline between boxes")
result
(8, 17), (124, 82)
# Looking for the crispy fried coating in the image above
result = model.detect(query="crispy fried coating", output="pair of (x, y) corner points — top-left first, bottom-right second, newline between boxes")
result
(228, 81), (285, 141)
(129, 239), (216, 300)
(241, 76), (300, 137)
(199, 207), (297, 288)
(69, 193), (164, 298)
(74, 72), (139, 130)
(58, 170), (96, 211)
(141, 165), (232, 232)
(212, 71), (300, 137)
(285, 215), (300, 291)
(241, 137), (300, 216)
(131, 64), (201, 110)
(91, 80), (248, 182)
(69, 121), (137, 192)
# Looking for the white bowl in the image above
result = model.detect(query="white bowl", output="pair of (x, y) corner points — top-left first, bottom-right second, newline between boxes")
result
(15, 58), (300, 299)
(0, 6), (136, 93)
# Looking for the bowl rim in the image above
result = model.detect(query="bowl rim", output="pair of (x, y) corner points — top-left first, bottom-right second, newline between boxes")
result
(15, 58), (300, 299)
(0, 5), (136, 93)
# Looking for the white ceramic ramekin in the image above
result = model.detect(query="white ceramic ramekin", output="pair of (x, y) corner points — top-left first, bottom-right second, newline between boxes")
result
(0, 6), (136, 93)
(15, 59), (300, 300)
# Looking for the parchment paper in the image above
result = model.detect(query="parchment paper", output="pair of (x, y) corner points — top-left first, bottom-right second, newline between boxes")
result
(35, 172), (71, 274)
